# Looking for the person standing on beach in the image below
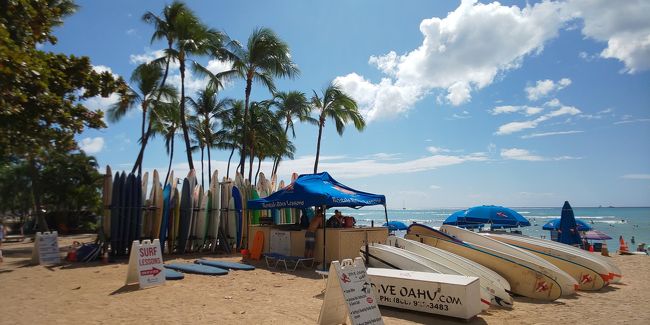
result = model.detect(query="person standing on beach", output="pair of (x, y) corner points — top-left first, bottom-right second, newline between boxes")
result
(0, 220), (5, 263)
(304, 208), (324, 258)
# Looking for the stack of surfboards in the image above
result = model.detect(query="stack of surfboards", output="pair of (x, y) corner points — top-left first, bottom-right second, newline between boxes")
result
(405, 224), (578, 301)
(384, 236), (513, 308)
(101, 166), (247, 256)
(481, 232), (622, 288)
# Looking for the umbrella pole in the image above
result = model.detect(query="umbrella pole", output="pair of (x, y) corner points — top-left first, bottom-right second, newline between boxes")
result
(384, 204), (388, 224)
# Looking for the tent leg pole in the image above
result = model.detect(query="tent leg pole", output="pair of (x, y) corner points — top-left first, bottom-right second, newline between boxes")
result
(384, 205), (388, 224)
(322, 205), (327, 271)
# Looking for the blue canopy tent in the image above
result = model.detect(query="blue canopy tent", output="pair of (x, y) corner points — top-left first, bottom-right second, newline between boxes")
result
(557, 201), (582, 246)
(247, 172), (387, 269)
(443, 205), (531, 229)
(542, 218), (592, 232)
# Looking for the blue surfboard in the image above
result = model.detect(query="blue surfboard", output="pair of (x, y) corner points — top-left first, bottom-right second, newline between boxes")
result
(160, 184), (171, 253)
(195, 259), (255, 271)
(165, 263), (228, 275)
(232, 186), (243, 249)
(178, 179), (191, 254)
(164, 268), (185, 280)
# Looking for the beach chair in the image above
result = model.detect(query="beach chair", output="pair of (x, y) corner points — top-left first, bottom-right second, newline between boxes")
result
(264, 253), (314, 271)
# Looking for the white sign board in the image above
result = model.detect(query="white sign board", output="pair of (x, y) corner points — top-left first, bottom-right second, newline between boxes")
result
(31, 231), (61, 265)
(318, 258), (383, 325)
(269, 230), (291, 256)
(367, 268), (482, 320)
(125, 239), (165, 289)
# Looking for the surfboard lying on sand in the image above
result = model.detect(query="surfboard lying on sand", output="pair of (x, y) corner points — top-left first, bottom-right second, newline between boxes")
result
(165, 263), (228, 276)
(195, 259), (255, 271)
(406, 224), (565, 301)
(164, 268), (185, 280)
(440, 225), (578, 296)
(386, 236), (513, 308)
(482, 232), (609, 290)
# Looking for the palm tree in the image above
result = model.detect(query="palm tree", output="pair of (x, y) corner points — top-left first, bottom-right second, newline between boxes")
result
(189, 116), (208, 188)
(187, 86), (232, 180)
(218, 100), (244, 179)
(151, 99), (181, 185)
(219, 27), (299, 181)
(143, 1), (228, 170)
(311, 83), (365, 173)
(108, 62), (177, 174)
(247, 100), (291, 182)
(271, 91), (314, 175)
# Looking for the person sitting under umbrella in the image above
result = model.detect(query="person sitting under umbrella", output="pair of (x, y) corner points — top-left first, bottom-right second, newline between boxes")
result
(326, 210), (344, 228)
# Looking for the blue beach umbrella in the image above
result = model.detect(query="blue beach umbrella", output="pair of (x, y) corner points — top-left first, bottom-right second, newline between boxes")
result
(557, 201), (582, 246)
(443, 205), (530, 228)
(382, 221), (408, 231)
(542, 218), (592, 231)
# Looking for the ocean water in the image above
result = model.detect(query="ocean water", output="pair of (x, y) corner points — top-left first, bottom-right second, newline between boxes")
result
(337, 207), (650, 251)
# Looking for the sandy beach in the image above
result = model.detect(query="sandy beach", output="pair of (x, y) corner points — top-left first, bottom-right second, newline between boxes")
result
(1, 234), (649, 325)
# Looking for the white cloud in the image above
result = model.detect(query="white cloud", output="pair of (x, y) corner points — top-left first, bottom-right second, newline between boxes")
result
(525, 78), (572, 101)
(567, 0), (650, 73)
(84, 93), (119, 114)
(501, 148), (543, 161)
(614, 118), (650, 125)
(166, 151), (489, 184)
(622, 174), (650, 180)
(447, 110), (471, 120)
(490, 105), (543, 116)
(426, 146), (450, 154)
(429, 185), (442, 190)
(521, 130), (584, 139)
(80, 137), (105, 154)
(126, 29), (136, 36)
(129, 48), (168, 65)
(336, 0), (570, 121)
(501, 148), (581, 161)
(496, 102), (581, 135)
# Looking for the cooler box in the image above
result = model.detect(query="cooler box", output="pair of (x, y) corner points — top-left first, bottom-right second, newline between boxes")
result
(367, 268), (482, 320)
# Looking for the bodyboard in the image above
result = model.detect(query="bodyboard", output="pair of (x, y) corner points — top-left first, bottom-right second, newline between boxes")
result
(165, 263), (228, 276)
(195, 259), (255, 271)
(250, 231), (264, 260)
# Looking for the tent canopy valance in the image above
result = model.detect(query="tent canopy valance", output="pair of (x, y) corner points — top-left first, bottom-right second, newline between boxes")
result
(247, 172), (386, 210)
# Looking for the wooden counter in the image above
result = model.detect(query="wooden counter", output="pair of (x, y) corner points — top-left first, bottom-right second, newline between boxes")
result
(247, 225), (388, 264)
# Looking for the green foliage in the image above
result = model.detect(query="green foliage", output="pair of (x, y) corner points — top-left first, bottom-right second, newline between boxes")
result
(0, 0), (127, 161)
(0, 150), (103, 232)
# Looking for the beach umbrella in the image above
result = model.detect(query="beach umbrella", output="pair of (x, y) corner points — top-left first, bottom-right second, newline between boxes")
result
(583, 230), (612, 240)
(382, 221), (408, 231)
(557, 201), (582, 246)
(443, 205), (530, 228)
(542, 218), (592, 231)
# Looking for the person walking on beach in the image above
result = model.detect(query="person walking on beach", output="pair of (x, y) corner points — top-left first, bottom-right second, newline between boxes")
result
(304, 208), (324, 258)
(0, 220), (5, 263)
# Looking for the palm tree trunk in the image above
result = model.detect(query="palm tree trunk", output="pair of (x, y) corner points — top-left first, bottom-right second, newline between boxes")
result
(207, 146), (212, 184)
(226, 146), (235, 180)
(200, 147), (205, 189)
(248, 150), (254, 184)
(179, 57), (194, 171)
(255, 156), (262, 185)
(139, 107), (147, 175)
(164, 138), (175, 186)
(132, 117), (154, 174)
(314, 121), (324, 174)
(240, 75), (253, 179)
(133, 45), (173, 176)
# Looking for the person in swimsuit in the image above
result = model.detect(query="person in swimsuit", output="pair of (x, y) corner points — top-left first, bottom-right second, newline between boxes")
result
(305, 208), (323, 258)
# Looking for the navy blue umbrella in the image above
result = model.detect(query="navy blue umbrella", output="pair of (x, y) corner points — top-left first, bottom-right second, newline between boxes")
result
(443, 205), (530, 228)
(558, 201), (582, 245)
(542, 218), (592, 231)
(382, 221), (408, 231)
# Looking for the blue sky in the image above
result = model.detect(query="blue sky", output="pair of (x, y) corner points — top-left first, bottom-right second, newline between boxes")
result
(48, 0), (650, 208)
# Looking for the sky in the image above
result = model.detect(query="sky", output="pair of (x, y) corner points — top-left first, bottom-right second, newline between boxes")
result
(46, 0), (650, 208)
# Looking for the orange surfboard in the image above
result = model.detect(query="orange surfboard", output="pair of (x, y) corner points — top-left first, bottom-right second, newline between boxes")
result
(250, 231), (264, 260)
